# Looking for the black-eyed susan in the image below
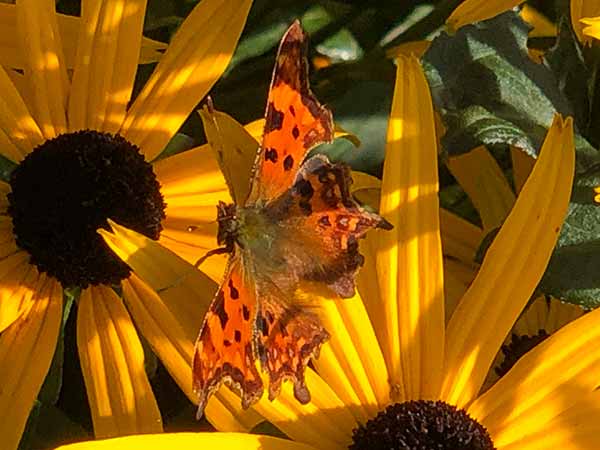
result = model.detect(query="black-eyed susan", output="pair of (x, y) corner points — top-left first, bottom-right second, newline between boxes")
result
(0, 0), (253, 448)
(483, 296), (586, 391)
(102, 55), (600, 450)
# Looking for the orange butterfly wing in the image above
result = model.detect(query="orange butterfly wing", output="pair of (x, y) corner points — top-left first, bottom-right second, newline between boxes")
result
(245, 20), (333, 205)
(192, 255), (263, 416)
(255, 288), (329, 404)
(267, 155), (392, 297)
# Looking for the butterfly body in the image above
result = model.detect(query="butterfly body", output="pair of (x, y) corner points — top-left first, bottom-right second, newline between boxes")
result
(193, 21), (391, 418)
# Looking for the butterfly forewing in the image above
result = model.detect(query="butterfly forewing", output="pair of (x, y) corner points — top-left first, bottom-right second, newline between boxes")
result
(245, 20), (334, 206)
(193, 255), (263, 416)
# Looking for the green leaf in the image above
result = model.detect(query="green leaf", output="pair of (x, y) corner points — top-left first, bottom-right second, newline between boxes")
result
(155, 133), (196, 161)
(540, 169), (600, 308)
(422, 11), (573, 158)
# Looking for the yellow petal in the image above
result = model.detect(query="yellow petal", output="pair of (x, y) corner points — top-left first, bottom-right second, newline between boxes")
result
(251, 369), (354, 450)
(442, 114), (575, 409)
(510, 146), (535, 194)
(385, 40), (431, 59)
(0, 257), (39, 333)
(497, 389), (600, 450)
(520, 5), (557, 37)
(0, 3), (166, 70)
(69, 0), (147, 133)
(0, 275), (61, 450)
(307, 285), (390, 422)
(121, 274), (262, 431)
(0, 65), (44, 158)
(376, 55), (444, 401)
(581, 15), (600, 42)
(470, 306), (600, 446)
(77, 284), (163, 438)
(153, 143), (230, 280)
(439, 208), (483, 264)
(199, 107), (259, 204)
(121, 0), (252, 161)
(357, 232), (386, 344)
(446, 146), (516, 233)
(53, 432), (318, 450)
(99, 219), (217, 308)
(447, 0), (525, 32)
(571, 0), (600, 44)
(16, 0), (68, 138)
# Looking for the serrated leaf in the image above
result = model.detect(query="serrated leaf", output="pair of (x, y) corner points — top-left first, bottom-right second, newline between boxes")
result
(422, 11), (573, 158)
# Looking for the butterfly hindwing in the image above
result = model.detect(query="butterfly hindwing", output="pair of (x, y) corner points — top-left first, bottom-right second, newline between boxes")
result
(246, 20), (334, 205)
(255, 290), (329, 404)
(267, 155), (392, 298)
(192, 255), (263, 416)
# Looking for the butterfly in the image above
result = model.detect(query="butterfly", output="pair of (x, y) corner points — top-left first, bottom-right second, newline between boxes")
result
(193, 20), (392, 418)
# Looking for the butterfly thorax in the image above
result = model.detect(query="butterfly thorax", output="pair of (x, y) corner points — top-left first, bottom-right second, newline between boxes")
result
(216, 200), (277, 255)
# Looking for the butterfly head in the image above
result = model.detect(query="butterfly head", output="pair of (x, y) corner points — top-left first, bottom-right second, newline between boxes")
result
(216, 201), (238, 251)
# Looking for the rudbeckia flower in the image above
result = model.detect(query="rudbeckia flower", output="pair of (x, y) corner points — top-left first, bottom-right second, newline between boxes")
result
(0, 0), (253, 448)
(483, 296), (586, 391)
(102, 54), (599, 450)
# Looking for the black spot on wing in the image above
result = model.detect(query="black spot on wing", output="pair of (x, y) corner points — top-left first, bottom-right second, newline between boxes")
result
(265, 103), (284, 133)
(242, 304), (251, 321)
(283, 155), (294, 171)
(234, 330), (242, 343)
(292, 125), (300, 139)
(212, 291), (228, 329)
(228, 279), (239, 299)
(294, 178), (314, 199)
(318, 215), (331, 227)
(289, 105), (296, 116)
(264, 148), (279, 163)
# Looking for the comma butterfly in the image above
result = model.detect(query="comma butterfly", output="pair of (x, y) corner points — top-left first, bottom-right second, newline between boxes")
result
(193, 20), (392, 418)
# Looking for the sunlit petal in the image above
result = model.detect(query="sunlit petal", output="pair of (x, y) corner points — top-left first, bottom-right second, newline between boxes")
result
(16, 0), (68, 138)
(0, 257), (39, 333)
(470, 306), (600, 447)
(0, 274), (61, 450)
(0, 3), (166, 70)
(0, 65), (43, 159)
(447, 0), (524, 32)
(442, 115), (575, 409)
(376, 55), (444, 401)
(53, 432), (319, 450)
(69, 0), (148, 133)
(77, 284), (163, 438)
(121, 0), (252, 161)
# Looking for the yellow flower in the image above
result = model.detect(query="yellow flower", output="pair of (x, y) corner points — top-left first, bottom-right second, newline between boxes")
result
(101, 55), (595, 450)
(483, 296), (586, 391)
(571, 0), (600, 45)
(0, 0), (253, 448)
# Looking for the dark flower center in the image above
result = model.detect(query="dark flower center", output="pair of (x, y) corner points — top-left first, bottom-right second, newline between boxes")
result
(350, 400), (495, 450)
(495, 330), (549, 378)
(7, 130), (166, 288)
